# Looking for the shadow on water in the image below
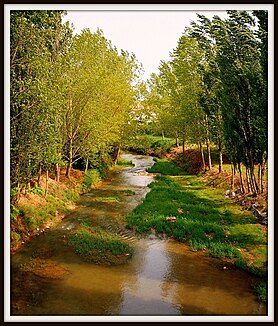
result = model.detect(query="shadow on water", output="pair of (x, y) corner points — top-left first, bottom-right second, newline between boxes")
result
(11, 153), (266, 316)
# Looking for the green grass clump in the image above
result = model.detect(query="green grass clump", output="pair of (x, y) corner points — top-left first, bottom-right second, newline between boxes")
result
(252, 281), (267, 303)
(122, 189), (136, 196)
(94, 196), (121, 201)
(68, 228), (133, 265)
(147, 159), (182, 175)
(117, 158), (134, 166)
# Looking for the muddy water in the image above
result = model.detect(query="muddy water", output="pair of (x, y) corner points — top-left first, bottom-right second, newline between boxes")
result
(11, 153), (266, 316)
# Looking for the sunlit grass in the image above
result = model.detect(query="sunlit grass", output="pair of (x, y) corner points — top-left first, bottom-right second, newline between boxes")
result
(126, 160), (267, 279)
(68, 227), (133, 265)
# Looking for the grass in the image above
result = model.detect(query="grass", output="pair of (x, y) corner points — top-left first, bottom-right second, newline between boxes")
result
(93, 196), (121, 202)
(147, 158), (183, 175)
(117, 158), (134, 167)
(126, 160), (267, 281)
(68, 227), (133, 265)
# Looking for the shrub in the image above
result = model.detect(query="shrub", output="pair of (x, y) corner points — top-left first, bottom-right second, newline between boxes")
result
(30, 185), (44, 196)
(82, 169), (101, 191)
(174, 150), (203, 174)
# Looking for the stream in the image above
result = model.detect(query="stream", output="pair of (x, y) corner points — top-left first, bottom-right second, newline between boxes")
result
(11, 153), (266, 316)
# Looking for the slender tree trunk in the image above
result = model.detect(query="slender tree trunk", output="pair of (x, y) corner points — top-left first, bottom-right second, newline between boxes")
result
(199, 142), (205, 170)
(182, 140), (185, 155)
(55, 163), (60, 182)
(44, 169), (49, 198)
(114, 147), (120, 165)
(175, 137), (179, 147)
(66, 138), (73, 178)
(261, 165), (264, 194)
(250, 166), (258, 195)
(37, 163), (42, 187)
(218, 140), (223, 173)
(257, 163), (262, 193)
(238, 163), (245, 194)
(231, 164), (235, 191)
(247, 149), (258, 194)
(206, 138), (212, 170)
(246, 167), (251, 193)
(84, 158), (89, 174)
(161, 130), (165, 140)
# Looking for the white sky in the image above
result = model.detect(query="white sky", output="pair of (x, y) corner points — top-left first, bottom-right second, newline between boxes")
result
(62, 10), (228, 81)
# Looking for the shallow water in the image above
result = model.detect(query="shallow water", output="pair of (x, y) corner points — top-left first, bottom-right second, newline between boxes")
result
(11, 153), (266, 316)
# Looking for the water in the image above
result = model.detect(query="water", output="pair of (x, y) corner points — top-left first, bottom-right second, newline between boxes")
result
(11, 153), (266, 316)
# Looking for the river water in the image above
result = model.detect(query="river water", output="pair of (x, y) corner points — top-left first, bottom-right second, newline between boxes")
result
(11, 153), (266, 317)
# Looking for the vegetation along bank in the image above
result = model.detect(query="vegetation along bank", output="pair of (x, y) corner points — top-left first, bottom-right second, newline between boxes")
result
(10, 10), (268, 304)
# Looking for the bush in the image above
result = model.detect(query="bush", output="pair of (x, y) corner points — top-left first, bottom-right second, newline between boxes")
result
(30, 185), (44, 196)
(82, 169), (101, 191)
(174, 150), (203, 174)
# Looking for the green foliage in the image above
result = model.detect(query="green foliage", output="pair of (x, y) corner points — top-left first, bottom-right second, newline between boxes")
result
(147, 159), (182, 175)
(252, 281), (267, 303)
(10, 205), (20, 222)
(10, 11), (141, 190)
(82, 169), (101, 191)
(30, 186), (44, 197)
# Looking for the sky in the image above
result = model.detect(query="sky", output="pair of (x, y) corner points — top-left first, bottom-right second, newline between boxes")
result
(62, 10), (228, 81)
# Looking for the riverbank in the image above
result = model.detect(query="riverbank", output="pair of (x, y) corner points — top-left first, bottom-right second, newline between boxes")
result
(11, 153), (267, 316)
(10, 159), (134, 254)
(125, 158), (267, 303)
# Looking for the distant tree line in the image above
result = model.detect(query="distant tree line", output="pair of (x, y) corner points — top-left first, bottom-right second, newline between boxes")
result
(145, 10), (267, 195)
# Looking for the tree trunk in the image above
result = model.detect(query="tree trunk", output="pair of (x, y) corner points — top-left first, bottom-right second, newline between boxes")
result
(199, 142), (206, 170)
(66, 138), (73, 178)
(258, 163), (261, 193)
(182, 140), (185, 155)
(161, 130), (165, 140)
(175, 137), (179, 147)
(238, 163), (245, 194)
(231, 164), (235, 191)
(37, 163), (42, 187)
(246, 167), (251, 193)
(250, 166), (258, 195)
(206, 138), (212, 170)
(84, 158), (89, 174)
(218, 140), (223, 173)
(44, 169), (49, 198)
(260, 163), (264, 194)
(114, 147), (120, 165)
(55, 163), (60, 182)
